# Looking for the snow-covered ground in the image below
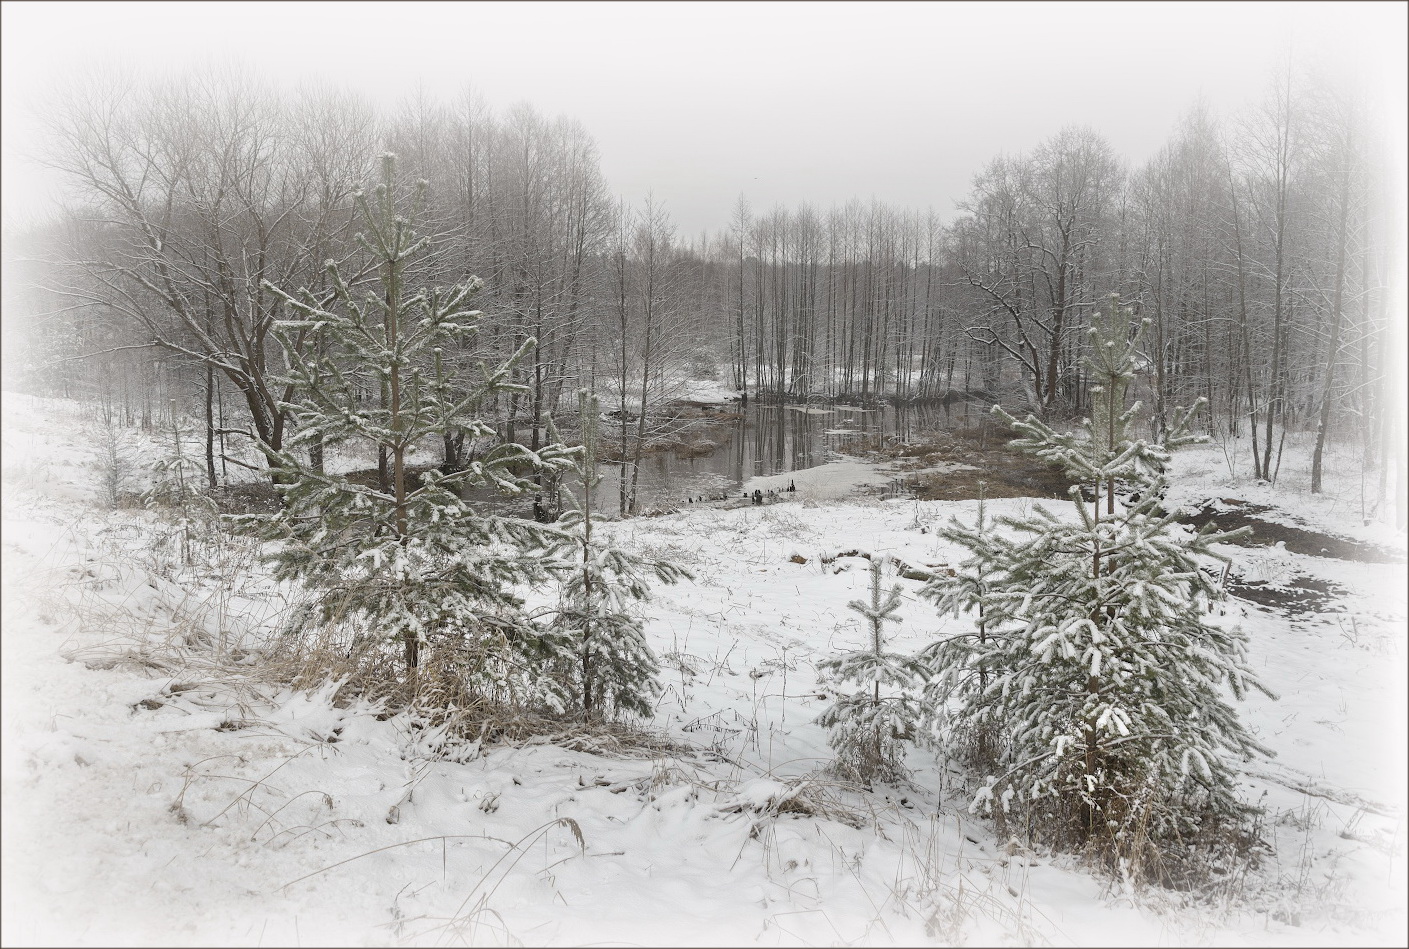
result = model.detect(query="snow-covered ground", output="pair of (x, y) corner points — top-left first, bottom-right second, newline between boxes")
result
(2, 392), (1405, 947)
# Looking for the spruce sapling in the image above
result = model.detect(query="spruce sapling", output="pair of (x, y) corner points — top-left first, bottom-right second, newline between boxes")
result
(86, 400), (141, 509)
(816, 556), (925, 784)
(923, 294), (1276, 881)
(256, 154), (580, 691)
(534, 391), (689, 720)
(918, 489), (1003, 767)
(146, 412), (221, 571)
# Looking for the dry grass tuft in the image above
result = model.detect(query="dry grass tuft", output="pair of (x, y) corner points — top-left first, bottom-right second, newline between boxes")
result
(253, 610), (691, 760)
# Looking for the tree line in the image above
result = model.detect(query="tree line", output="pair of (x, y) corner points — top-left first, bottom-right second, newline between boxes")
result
(6, 63), (1402, 515)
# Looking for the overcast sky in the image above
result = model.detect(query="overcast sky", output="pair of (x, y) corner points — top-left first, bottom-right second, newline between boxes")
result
(2, 1), (1405, 237)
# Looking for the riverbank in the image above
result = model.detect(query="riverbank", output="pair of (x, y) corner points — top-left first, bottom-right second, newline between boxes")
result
(2, 391), (1405, 945)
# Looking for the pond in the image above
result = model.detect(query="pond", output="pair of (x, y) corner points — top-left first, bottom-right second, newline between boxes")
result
(312, 394), (1003, 519)
(583, 395), (991, 513)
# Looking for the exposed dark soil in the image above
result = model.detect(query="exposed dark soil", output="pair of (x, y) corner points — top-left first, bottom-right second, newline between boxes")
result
(1180, 500), (1405, 564)
(870, 431), (1399, 618)
(882, 431), (1403, 566)
(868, 423), (1078, 502)
(1176, 499), (1401, 615)
(1225, 574), (1348, 614)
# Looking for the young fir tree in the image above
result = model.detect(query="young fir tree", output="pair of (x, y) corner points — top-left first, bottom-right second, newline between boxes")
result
(257, 154), (580, 687)
(918, 490), (1001, 766)
(146, 413), (220, 571)
(816, 556), (926, 784)
(535, 391), (689, 720)
(923, 295), (1276, 879)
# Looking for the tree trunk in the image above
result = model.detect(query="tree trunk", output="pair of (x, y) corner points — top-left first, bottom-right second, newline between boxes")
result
(1311, 127), (1353, 493)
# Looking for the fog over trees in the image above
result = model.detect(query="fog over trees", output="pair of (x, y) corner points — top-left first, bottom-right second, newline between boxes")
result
(4, 61), (1403, 517)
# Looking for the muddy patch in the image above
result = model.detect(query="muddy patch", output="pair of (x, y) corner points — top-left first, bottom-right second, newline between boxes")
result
(865, 424), (1077, 502)
(1181, 500), (1404, 564)
(1227, 574), (1348, 614)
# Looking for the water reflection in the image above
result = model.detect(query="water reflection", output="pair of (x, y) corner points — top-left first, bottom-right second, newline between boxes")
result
(586, 396), (985, 512)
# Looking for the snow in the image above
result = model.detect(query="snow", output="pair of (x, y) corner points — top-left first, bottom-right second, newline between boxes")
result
(744, 457), (975, 502)
(599, 375), (742, 415)
(675, 377), (743, 405)
(2, 391), (1406, 946)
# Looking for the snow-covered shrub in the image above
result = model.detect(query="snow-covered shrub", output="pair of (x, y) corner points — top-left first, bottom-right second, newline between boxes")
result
(816, 556), (925, 784)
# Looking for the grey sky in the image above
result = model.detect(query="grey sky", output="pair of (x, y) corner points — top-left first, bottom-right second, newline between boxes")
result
(2, 1), (1405, 238)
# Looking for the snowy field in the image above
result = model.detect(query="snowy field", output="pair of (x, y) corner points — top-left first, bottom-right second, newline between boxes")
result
(2, 392), (1405, 947)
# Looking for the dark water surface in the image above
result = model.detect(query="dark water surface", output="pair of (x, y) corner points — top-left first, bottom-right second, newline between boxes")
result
(587, 397), (988, 512)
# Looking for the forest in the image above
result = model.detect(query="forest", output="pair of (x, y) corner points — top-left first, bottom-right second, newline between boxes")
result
(6, 64), (1403, 518)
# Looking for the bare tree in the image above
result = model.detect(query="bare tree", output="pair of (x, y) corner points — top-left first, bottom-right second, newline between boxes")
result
(1233, 64), (1302, 483)
(1306, 85), (1360, 494)
(605, 196), (696, 515)
(38, 68), (374, 481)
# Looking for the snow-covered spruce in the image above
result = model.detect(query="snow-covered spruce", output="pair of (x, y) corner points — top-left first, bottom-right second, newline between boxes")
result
(921, 295), (1277, 881)
(531, 393), (689, 720)
(816, 555), (926, 784)
(917, 494), (1002, 767)
(255, 154), (581, 696)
